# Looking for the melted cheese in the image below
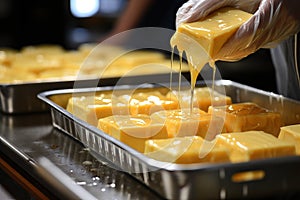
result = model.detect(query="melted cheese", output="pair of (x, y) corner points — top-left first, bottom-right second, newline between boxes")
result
(279, 124), (300, 155)
(171, 7), (253, 66)
(170, 7), (252, 114)
(216, 131), (295, 163)
(144, 136), (230, 164)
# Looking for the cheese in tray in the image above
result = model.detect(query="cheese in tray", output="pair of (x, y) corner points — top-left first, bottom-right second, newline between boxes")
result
(65, 86), (300, 164)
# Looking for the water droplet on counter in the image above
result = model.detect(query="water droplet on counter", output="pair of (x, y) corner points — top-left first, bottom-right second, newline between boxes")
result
(109, 183), (116, 188)
(87, 182), (98, 186)
(92, 176), (100, 181)
(76, 181), (87, 186)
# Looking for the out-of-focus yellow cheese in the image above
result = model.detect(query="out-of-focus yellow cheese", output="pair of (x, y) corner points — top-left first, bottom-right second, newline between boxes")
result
(98, 114), (168, 152)
(21, 44), (64, 55)
(37, 68), (78, 80)
(279, 124), (300, 155)
(171, 7), (253, 60)
(216, 131), (295, 163)
(170, 87), (232, 111)
(151, 108), (225, 139)
(208, 102), (283, 136)
(0, 48), (16, 66)
(11, 53), (62, 73)
(144, 136), (230, 164)
(0, 44), (176, 83)
(109, 51), (166, 68)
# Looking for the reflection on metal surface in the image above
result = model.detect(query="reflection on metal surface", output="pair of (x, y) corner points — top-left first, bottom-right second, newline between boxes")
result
(0, 112), (160, 199)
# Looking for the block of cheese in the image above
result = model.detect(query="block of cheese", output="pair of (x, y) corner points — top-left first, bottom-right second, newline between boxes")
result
(170, 87), (232, 111)
(216, 131), (295, 163)
(66, 90), (179, 126)
(97, 114), (168, 152)
(66, 93), (129, 126)
(118, 91), (179, 115)
(171, 7), (253, 60)
(151, 108), (225, 140)
(144, 136), (230, 164)
(278, 124), (300, 155)
(208, 102), (282, 136)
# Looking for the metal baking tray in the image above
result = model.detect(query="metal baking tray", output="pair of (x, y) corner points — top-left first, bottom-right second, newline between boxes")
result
(38, 80), (300, 199)
(0, 73), (185, 114)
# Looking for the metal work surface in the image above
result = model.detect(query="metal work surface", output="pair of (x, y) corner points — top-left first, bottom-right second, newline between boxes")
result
(0, 112), (161, 199)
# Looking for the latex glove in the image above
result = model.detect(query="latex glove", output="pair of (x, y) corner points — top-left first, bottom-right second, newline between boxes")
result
(176, 0), (300, 61)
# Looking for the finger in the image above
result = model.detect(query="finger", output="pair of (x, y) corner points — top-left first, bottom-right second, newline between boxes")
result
(176, 0), (233, 28)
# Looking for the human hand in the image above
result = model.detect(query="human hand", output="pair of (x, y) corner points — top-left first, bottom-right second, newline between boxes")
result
(176, 0), (300, 61)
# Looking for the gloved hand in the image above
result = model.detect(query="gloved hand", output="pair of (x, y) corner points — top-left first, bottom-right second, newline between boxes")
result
(176, 0), (300, 61)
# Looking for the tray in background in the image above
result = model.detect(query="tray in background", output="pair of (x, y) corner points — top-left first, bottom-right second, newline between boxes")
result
(38, 80), (300, 199)
(0, 72), (188, 114)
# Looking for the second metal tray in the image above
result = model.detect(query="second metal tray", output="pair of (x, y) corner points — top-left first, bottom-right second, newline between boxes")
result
(1, 73), (186, 114)
(38, 80), (300, 199)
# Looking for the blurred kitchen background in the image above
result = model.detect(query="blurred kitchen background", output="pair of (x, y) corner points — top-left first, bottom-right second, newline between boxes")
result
(0, 0), (277, 92)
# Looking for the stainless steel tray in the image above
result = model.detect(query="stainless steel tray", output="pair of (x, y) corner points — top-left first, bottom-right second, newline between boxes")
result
(0, 73), (182, 114)
(38, 80), (300, 199)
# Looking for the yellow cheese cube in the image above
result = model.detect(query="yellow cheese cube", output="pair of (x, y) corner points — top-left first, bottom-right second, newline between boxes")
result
(208, 102), (283, 136)
(66, 94), (129, 126)
(118, 91), (179, 115)
(66, 90), (178, 126)
(144, 136), (230, 164)
(216, 131), (295, 163)
(98, 115), (168, 152)
(152, 108), (225, 139)
(171, 7), (252, 60)
(279, 124), (300, 155)
(170, 87), (232, 111)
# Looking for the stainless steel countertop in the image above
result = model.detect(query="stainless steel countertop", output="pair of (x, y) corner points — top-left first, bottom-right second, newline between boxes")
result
(0, 112), (161, 199)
